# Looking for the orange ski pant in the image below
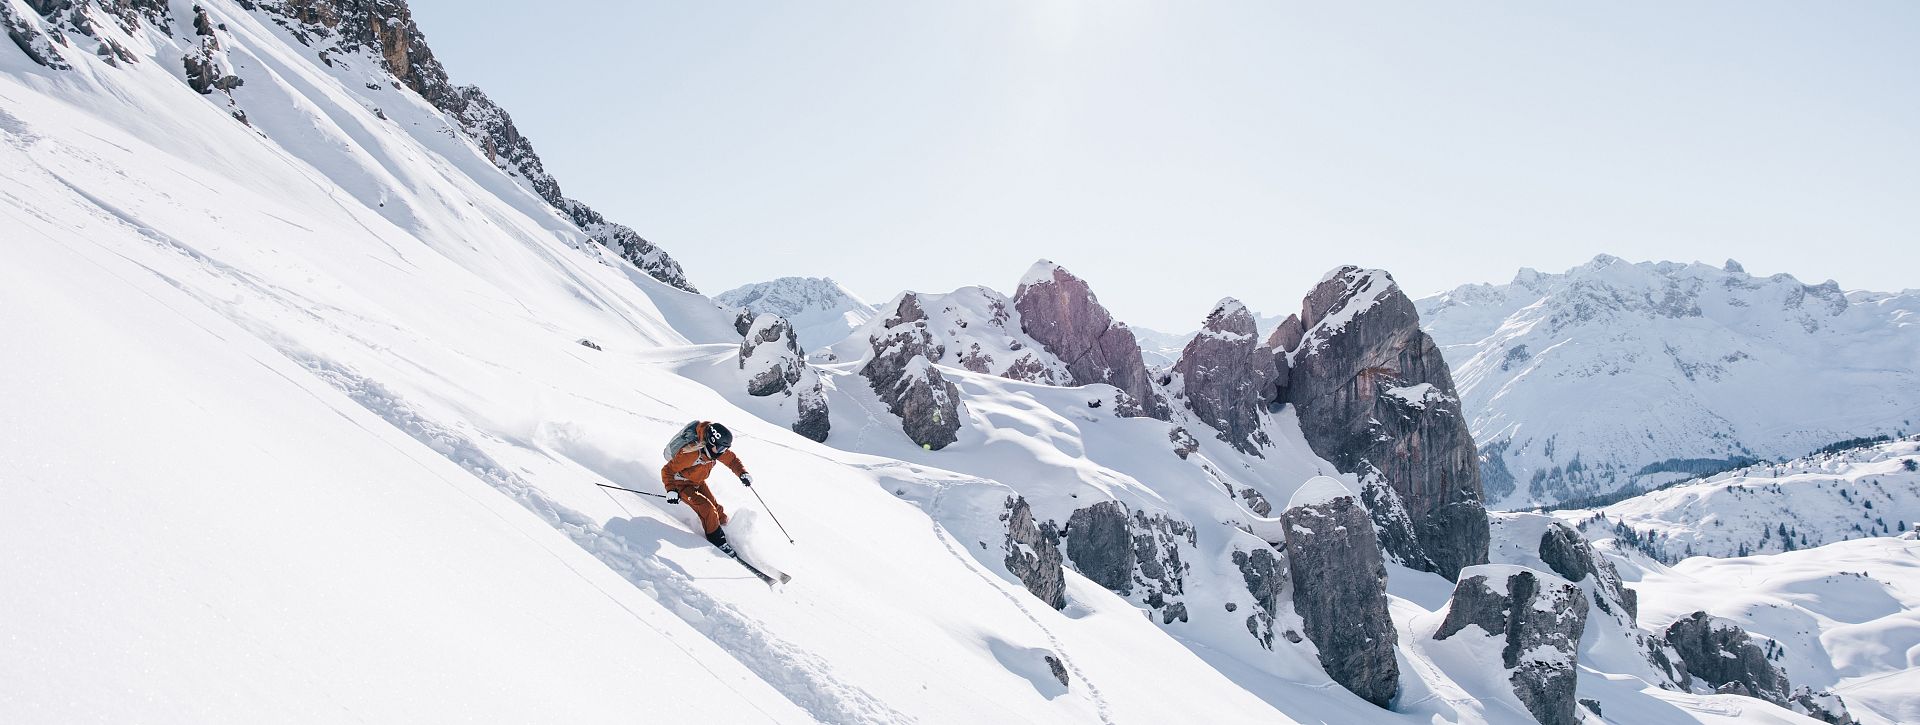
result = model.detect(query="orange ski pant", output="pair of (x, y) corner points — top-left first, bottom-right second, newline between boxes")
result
(670, 482), (728, 534)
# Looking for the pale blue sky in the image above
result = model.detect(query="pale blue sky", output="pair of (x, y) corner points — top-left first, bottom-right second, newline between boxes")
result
(411, 1), (1916, 331)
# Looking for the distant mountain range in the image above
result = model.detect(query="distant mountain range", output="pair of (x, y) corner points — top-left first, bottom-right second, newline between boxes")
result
(1416, 255), (1920, 509)
(715, 276), (877, 350)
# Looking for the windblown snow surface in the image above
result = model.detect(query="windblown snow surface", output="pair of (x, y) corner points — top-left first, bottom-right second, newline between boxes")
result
(2, 3), (1912, 724)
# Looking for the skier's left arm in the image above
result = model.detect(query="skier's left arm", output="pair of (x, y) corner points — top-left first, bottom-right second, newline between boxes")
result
(720, 450), (751, 486)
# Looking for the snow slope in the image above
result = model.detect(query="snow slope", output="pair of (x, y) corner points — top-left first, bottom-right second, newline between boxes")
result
(0, 2), (1891, 723)
(717, 276), (877, 351)
(1602, 538), (1920, 725)
(0, 5), (1253, 721)
(1416, 255), (1920, 508)
(1556, 436), (1920, 563)
(0, 4), (1334, 721)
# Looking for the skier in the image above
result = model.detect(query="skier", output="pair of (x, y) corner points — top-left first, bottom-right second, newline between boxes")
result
(661, 421), (753, 556)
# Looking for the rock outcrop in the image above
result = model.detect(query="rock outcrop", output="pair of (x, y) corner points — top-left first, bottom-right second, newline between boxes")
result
(1231, 546), (1286, 649)
(1002, 497), (1066, 610)
(1434, 565), (1589, 725)
(1064, 501), (1133, 591)
(1487, 514), (1690, 692)
(4, 0), (166, 71)
(1013, 261), (1166, 419)
(1281, 477), (1399, 708)
(1661, 611), (1859, 723)
(1171, 299), (1280, 454)
(1790, 688), (1859, 725)
(3, 2), (69, 70)
(1280, 266), (1487, 579)
(861, 294), (963, 450)
(1062, 501), (1194, 625)
(738, 315), (829, 442)
(741, 315), (805, 397)
(1664, 613), (1792, 701)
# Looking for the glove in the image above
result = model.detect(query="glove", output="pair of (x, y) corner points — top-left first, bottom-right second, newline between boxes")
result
(740, 474), (754, 488)
(667, 494), (680, 505)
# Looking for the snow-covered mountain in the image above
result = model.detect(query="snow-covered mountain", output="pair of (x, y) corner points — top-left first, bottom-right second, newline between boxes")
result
(1556, 436), (1920, 563)
(717, 276), (877, 351)
(3, 2), (1909, 723)
(1417, 255), (1920, 509)
(1131, 325), (1192, 367)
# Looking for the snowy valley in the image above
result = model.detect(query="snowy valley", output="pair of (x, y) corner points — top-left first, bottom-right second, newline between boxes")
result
(2, 2), (1916, 724)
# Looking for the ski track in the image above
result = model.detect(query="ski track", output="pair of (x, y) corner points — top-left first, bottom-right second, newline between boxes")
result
(917, 475), (1117, 725)
(301, 358), (906, 725)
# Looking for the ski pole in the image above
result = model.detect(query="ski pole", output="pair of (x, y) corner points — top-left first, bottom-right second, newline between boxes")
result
(596, 482), (668, 499)
(748, 486), (795, 544)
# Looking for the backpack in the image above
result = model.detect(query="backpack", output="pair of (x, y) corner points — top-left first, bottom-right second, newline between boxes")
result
(662, 421), (702, 462)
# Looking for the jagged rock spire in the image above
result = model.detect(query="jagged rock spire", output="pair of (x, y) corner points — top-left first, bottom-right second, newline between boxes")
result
(1012, 260), (1166, 420)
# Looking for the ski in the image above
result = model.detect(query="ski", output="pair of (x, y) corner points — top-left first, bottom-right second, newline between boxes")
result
(720, 545), (788, 585)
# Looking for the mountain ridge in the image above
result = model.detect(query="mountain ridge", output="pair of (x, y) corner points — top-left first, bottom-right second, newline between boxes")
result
(1417, 254), (1920, 509)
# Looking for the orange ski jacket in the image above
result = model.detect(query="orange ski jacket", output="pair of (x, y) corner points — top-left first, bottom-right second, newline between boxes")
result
(661, 445), (748, 490)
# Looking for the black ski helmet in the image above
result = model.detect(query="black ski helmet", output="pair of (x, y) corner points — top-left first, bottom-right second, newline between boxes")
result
(702, 421), (733, 457)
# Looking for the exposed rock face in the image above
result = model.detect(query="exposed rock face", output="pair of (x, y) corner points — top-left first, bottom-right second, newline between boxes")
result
(1281, 480), (1399, 707)
(1131, 509), (1194, 624)
(1359, 476), (1430, 571)
(740, 315), (804, 397)
(1172, 298), (1280, 454)
(861, 294), (963, 450)
(6, 0), (166, 70)
(1790, 688), (1859, 725)
(1238, 488), (1272, 516)
(1281, 266), (1488, 579)
(790, 382), (831, 444)
(738, 315), (830, 442)
(1044, 655), (1069, 688)
(1169, 426), (1200, 460)
(259, 0), (695, 291)
(1663, 612), (1791, 703)
(3, 3), (68, 70)
(1013, 261), (1166, 419)
(1537, 522), (1595, 585)
(1064, 501), (1133, 590)
(1489, 514), (1689, 691)
(1537, 520), (1642, 623)
(1002, 497), (1066, 610)
(182, 6), (242, 101)
(1231, 546), (1286, 649)
(1434, 566), (1588, 725)
(1661, 610), (1857, 724)
(1061, 501), (1194, 625)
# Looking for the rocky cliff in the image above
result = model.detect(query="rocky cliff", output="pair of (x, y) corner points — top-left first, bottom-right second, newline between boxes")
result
(860, 293), (964, 450)
(1280, 477), (1399, 707)
(1280, 266), (1487, 579)
(1435, 565), (1588, 725)
(1061, 501), (1194, 625)
(738, 315), (830, 442)
(1661, 612), (1856, 724)
(1012, 261), (1166, 419)
(1003, 497), (1066, 610)
(1170, 298), (1280, 454)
